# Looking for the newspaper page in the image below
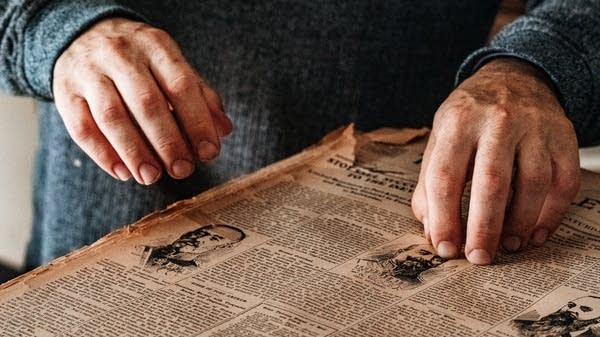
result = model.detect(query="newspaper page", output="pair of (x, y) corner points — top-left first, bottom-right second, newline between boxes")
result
(2, 125), (600, 337)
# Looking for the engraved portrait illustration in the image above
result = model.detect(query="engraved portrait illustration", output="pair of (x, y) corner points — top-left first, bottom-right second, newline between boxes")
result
(351, 243), (453, 290)
(140, 224), (245, 274)
(513, 295), (600, 337)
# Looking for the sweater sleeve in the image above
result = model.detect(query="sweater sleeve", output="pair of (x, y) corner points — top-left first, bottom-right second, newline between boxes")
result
(0, 0), (144, 100)
(456, 0), (600, 146)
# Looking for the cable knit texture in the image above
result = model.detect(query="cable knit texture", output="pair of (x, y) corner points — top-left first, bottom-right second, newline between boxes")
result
(0, 0), (598, 266)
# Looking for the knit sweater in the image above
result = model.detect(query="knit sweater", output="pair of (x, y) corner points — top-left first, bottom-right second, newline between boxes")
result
(0, 0), (598, 267)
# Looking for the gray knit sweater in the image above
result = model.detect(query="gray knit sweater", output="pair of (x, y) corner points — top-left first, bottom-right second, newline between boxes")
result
(0, 0), (599, 267)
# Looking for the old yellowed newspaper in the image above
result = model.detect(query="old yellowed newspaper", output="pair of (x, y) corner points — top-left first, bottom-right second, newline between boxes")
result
(2, 126), (600, 337)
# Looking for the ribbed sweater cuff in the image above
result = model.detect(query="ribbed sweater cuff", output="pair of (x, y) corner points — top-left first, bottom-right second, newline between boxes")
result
(23, 0), (145, 100)
(456, 20), (593, 138)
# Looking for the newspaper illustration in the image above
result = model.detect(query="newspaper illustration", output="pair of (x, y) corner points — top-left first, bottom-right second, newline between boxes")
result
(512, 295), (600, 337)
(140, 224), (246, 275)
(349, 239), (458, 291)
(2, 125), (600, 337)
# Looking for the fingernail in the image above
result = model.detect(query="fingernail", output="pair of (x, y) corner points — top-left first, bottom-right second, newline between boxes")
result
(113, 163), (131, 181)
(139, 163), (161, 185)
(531, 229), (549, 246)
(436, 241), (458, 258)
(468, 249), (492, 265)
(197, 141), (219, 161)
(171, 159), (194, 179)
(502, 236), (522, 252)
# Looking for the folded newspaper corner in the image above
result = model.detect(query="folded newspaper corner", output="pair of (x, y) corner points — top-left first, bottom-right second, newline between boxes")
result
(3, 125), (600, 337)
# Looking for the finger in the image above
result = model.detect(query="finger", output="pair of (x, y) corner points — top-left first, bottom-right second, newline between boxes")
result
(412, 182), (429, 240)
(425, 130), (472, 259)
(200, 82), (233, 137)
(465, 137), (514, 265)
(106, 59), (196, 179)
(143, 34), (221, 161)
(412, 132), (436, 241)
(531, 135), (580, 246)
(84, 76), (163, 185)
(501, 139), (552, 252)
(55, 93), (131, 181)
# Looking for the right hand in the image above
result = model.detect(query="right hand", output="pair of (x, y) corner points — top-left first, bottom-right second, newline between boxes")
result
(53, 18), (232, 185)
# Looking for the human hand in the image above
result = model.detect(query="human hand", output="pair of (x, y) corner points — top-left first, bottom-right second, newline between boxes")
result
(411, 58), (580, 265)
(53, 18), (232, 185)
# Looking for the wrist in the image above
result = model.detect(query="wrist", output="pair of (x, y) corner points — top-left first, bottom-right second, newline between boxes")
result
(28, 0), (145, 99)
(477, 57), (559, 98)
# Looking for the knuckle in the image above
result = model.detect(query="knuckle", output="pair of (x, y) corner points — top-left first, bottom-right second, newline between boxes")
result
(478, 168), (509, 199)
(433, 109), (476, 143)
(436, 105), (468, 128)
(436, 116), (463, 140)
(120, 141), (145, 160)
(185, 117), (218, 144)
(90, 143), (112, 163)
(136, 91), (164, 119)
(142, 27), (171, 43)
(100, 36), (131, 60)
(77, 59), (101, 75)
(154, 135), (183, 155)
(489, 106), (513, 130)
(447, 89), (476, 109)
(96, 104), (127, 126)
(105, 36), (130, 53)
(470, 226), (502, 243)
(426, 169), (461, 200)
(141, 28), (183, 64)
(153, 52), (184, 69)
(188, 116), (216, 136)
(165, 74), (197, 98)
(67, 117), (96, 143)
(56, 95), (81, 114)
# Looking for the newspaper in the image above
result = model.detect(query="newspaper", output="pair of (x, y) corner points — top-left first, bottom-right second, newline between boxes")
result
(2, 125), (600, 337)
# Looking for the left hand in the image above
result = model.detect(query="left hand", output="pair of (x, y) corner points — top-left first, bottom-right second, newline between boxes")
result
(411, 58), (580, 265)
